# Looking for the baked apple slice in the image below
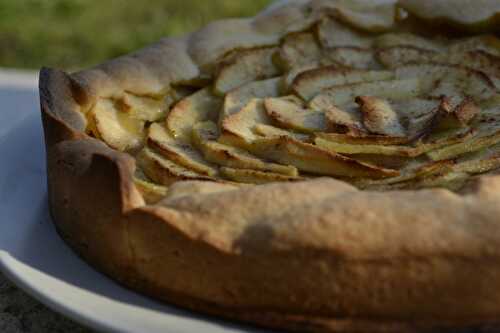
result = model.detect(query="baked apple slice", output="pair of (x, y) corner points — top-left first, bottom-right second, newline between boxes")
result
(88, 98), (145, 152)
(220, 167), (300, 184)
(276, 32), (327, 70)
(264, 97), (328, 133)
(399, 0), (500, 32)
(136, 147), (214, 186)
(292, 67), (394, 101)
(192, 121), (298, 176)
(220, 77), (281, 124)
(214, 47), (280, 95)
(316, 17), (374, 48)
(166, 87), (222, 142)
(119, 93), (169, 122)
(248, 136), (399, 178)
(327, 48), (381, 70)
(374, 33), (445, 51)
(321, 1), (397, 33)
(133, 172), (168, 204)
(220, 98), (271, 147)
(253, 123), (310, 141)
(148, 123), (218, 176)
(309, 78), (421, 110)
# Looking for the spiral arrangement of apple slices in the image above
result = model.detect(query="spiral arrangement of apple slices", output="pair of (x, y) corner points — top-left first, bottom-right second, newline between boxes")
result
(84, 15), (500, 201)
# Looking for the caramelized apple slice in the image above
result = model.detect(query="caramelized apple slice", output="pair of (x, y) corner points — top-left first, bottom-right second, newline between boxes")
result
(316, 132), (410, 145)
(309, 79), (421, 110)
(214, 47), (280, 95)
(399, 0), (500, 32)
(166, 87), (222, 142)
(376, 47), (439, 69)
(253, 124), (311, 142)
(316, 17), (374, 48)
(352, 159), (455, 189)
(89, 98), (145, 152)
(292, 67), (394, 101)
(133, 177), (168, 204)
(248, 136), (399, 178)
(328, 48), (381, 70)
(220, 77), (281, 125)
(356, 96), (406, 137)
(220, 98), (271, 147)
(374, 33), (445, 51)
(192, 121), (298, 176)
(316, 127), (475, 157)
(427, 131), (500, 161)
(264, 97), (328, 133)
(395, 64), (496, 101)
(220, 167), (301, 184)
(148, 123), (218, 176)
(137, 147), (214, 186)
(276, 32), (329, 70)
(119, 93), (168, 122)
(316, 0), (397, 32)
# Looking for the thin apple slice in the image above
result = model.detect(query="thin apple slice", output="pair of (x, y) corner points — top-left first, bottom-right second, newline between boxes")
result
(253, 124), (311, 142)
(394, 64), (496, 101)
(136, 147), (214, 186)
(374, 33), (445, 51)
(148, 123), (218, 176)
(315, 137), (415, 156)
(264, 97), (328, 133)
(214, 47), (281, 95)
(328, 48), (381, 70)
(192, 121), (298, 176)
(316, 127), (475, 157)
(220, 98), (271, 148)
(247, 136), (399, 178)
(281, 64), (321, 92)
(356, 96), (406, 137)
(399, 0), (500, 32)
(449, 35), (500, 56)
(352, 159), (455, 189)
(363, 170), (470, 192)
(316, 132), (410, 145)
(89, 98), (145, 152)
(317, 0), (397, 32)
(309, 78), (421, 110)
(377, 47), (500, 87)
(428, 131), (500, 161)
(380, 171), (471, 191)
(376, 46), (439, 69)
(453, 144), (500, 174)
(133, 176), (168, 204)
(324, 105), (366, 136)
(220, 167), (301, 184)
(166, 87), (222, 142)
(292, 67), (394, 101)
(316, 17), (374, 49)
(276, 32), (330, 71)
(119, 93), (169, 122)
(220, 77), (281, 125)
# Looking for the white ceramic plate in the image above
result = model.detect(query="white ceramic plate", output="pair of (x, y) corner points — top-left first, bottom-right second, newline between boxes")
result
(0, 78), (271, 333)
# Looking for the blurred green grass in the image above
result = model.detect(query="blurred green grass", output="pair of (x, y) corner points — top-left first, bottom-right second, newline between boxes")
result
(0, 0), (273, 70)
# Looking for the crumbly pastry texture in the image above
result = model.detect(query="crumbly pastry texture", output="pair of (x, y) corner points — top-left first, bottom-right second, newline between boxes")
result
(40, 0), (500, 332)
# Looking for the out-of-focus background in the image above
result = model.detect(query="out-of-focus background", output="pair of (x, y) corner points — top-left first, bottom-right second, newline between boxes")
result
(0, 0), (273, 71)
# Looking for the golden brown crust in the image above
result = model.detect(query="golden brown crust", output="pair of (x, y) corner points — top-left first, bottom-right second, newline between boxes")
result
(39, 1), (500, 332)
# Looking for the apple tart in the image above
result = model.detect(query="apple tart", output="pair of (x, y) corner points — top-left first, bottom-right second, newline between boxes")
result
(40, 0), (500, 332)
